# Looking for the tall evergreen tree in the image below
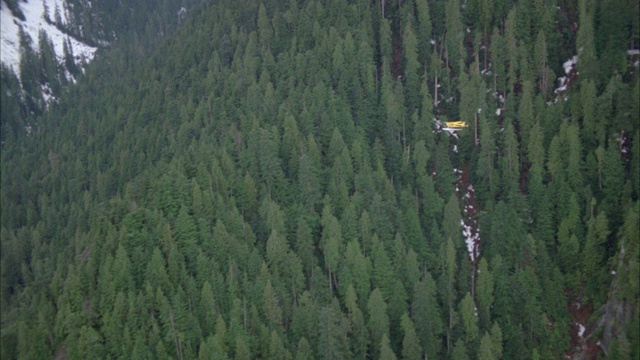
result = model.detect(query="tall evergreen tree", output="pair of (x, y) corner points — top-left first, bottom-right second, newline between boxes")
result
(445, 0), (465, 74)
(400, 313), (422, 360)
(576, 0), (598, 82)
(367, 288), (389, 356)
(403, 19), (421, 112)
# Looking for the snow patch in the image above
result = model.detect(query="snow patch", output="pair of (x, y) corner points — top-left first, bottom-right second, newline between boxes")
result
(554, 54), (578, 95)
(462, 221), (478, 262)
(563, 56), (578, 75)
(460, 182), (479, 262)
(555, 76), (567, 94)
(1, 0), (97, 74)
(41, 83), (53, 103)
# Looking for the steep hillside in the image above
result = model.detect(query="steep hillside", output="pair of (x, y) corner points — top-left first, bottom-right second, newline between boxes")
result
(1, 0), (638, 359)
(0, 0), (201, 141)
(1, 0), (97, 76)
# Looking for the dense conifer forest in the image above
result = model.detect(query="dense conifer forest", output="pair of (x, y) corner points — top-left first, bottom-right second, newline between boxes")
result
(1, 0), (639, 358)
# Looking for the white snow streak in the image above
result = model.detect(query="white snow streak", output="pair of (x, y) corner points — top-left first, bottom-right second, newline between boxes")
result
(563, 55), (578, 74)
(460, 183), (479, 262)
(554, 55), (578, 95)
(1, 0), (97, 74)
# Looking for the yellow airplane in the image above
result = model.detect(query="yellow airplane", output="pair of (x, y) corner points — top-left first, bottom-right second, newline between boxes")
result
(444, 121), (468, 129)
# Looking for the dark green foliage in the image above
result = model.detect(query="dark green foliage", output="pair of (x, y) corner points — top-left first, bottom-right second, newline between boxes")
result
(1, 0), (638, 359)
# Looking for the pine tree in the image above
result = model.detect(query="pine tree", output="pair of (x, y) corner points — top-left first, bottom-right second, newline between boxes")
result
(404, 19), (421, 112)
(344, 240), (372, 309)
(601, 141), (625, 222)
(372, 237), (395, 300)
(295, 337), (313, 360)
(75, 325), (105, 359)
(174, 206), (198, 272)
(415, 0), (433, 67)
(533, 31), (550, 94)
(146, 247), (171, 292)
(113, 245), (134, 293)
(501, 121), (520, 196)
(442, 235), (457, 353)
(476, 257), (494, 330)
(477, 114), (498, 201)
(291, 291), (319, 350)
(282, 114), (303, 179)
(415, 79), (436, 150)
(478, 331), (497, 360)
(266, 229), (289, 274)
(381, 60), (406, 174)
(401, 313), (423, 360)
(443, 193), (461, 248)
(434, 137), (455, 199)
(298, 148), (322, 213)
(518, 80), (535, 151)
(200, 281), (217, 336)
(479, 0), (494, 64)
(379, 333), (397, 360)
(504, 8), (518, 92)
(367, 288), (389, 355)
(576, 0), (598, 81)
(345, 284), (368, 358)
(451, 339), (469, 360)
(317, 298), (350, 360)
(445, 0), (465, 73)
(582, 211), (610, 305)
(459, 293), (479, 345)
(263, 279), (282, 330)
(490, 26), (506, 95)
(412, 274), (443, 358)
(321, 201), (343, 294)
(269, 330), (292, 360)
(490, 322), (503, 359)
(234, 336), (251, 360)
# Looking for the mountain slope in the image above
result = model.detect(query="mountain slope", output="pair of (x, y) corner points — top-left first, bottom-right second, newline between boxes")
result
(1, 0), (97, 75)
(0, 0), (201, 142)
(1, 0), (638, 359)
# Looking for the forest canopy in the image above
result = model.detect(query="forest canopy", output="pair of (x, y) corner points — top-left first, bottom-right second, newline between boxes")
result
(1, 0), (639, 359)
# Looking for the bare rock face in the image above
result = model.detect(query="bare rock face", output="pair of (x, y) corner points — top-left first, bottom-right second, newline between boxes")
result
(591, 241), (636, 357)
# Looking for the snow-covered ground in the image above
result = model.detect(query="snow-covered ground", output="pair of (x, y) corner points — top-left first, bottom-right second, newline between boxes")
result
(454, 167), (480, 263)
(555, 55), (578, 94)
(1, 0), (97, 74)
(460, 184), (480, 262)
